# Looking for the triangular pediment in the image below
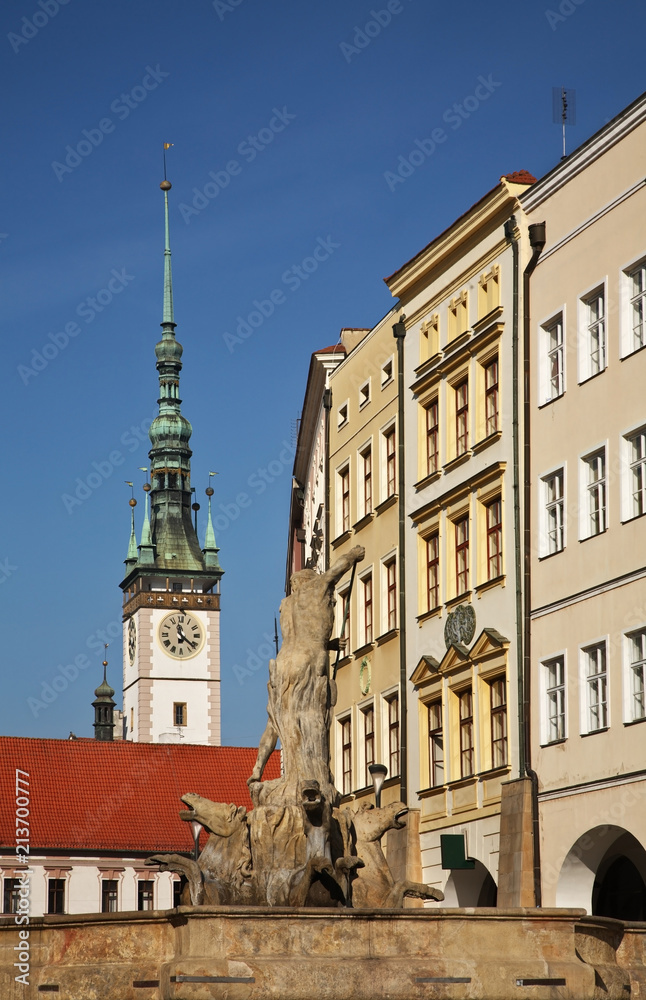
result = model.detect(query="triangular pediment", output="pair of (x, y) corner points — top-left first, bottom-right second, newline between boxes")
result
(470, 627), (510, 660)
(410, 655), (440, 686)
(437, 641), (471, 675)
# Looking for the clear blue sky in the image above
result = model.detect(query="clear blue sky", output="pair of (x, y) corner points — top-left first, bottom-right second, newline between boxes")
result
(1, 0), (644, 744)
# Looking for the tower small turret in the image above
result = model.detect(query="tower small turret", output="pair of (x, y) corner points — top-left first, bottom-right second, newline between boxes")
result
(93, 648), (116, 742)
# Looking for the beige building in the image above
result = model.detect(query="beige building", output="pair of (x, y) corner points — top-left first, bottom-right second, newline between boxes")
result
(523, 93), (646, 917)
(385, 173), (537, 903)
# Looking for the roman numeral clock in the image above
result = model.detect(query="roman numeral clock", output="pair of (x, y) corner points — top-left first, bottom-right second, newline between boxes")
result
(158, 612), (205, 658)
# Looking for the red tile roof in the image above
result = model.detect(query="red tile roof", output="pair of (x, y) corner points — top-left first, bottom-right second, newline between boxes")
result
(504, 170), (537, 184)
(314, 344), (346, 354)
(0, 738), (280, 853)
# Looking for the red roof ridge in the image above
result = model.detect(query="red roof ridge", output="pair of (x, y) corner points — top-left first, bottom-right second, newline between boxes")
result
(504, 170), (537, 184)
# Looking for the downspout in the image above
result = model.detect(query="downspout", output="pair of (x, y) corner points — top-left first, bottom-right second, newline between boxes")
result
(323, 387), (332, 572)
(523, 221), (546, 907)
(393, 314), (408, 805)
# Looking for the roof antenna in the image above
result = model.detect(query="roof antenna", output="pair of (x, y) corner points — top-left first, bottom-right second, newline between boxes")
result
(552, 87), (576, 160)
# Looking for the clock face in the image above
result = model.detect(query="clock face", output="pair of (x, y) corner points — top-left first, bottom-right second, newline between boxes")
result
(157, 611), (205, 659)
(128, 618), (137, 665)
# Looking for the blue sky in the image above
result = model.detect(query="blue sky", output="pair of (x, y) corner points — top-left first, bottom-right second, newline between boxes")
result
(1, 0), (644, 745)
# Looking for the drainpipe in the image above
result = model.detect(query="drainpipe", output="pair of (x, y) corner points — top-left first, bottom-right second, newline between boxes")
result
(393, 314), (408, 806)
(323, 387), (332, 572)
(523, 221), (546, 907)
(504, 215), (525, 785)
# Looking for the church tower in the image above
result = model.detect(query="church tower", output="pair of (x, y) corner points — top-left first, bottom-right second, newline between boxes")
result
(120, 177), (223, 745)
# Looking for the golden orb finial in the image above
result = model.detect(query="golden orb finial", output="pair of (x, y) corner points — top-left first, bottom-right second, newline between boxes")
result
(160, 180), (172, 191)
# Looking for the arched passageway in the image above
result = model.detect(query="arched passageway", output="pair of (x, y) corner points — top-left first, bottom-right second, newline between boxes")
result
(556, 825), (646, 918)
(443, 859), (497, 907)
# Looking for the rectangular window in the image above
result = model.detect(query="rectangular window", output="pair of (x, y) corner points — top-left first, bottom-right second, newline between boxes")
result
(629, 429), (646, 518)
(428, 701), (444, 787)
(490, 677), (507, 768)
(459, 689), (474, 778)
(48, 879), (65, 915)
(101, 879), (118, 913)
(362, 574), (373, 645)
(455, 381), (469, 456)
(359, 380), (370, 408)
(174, 702), (187, 727)
(3, 879), (19, 914)
(340, 466), (350, 532)
(385, 428), (396, 497)
(137, 880), (154, 911)
(628, 629), (646, 721)
(426, 534), (440, 611)
(455, 516), (469, 595)
(386, 558), (397, 631)
(341, 717), (352, 795)
(362, 705), (375, 788)
(486, 498), (502, 580)
(425, 400), (439, 475)
(338, 586), (351, 654)
(381, 358), (394, 387)
(173, 879), (184, 908)
(361, 447), (372, 515)
(629, 261), (646, 351)
(584, 450), (606, 536)
(544, 470), (564, 554)
(585, 289), (606, 376)
(338, 402), (348, 428)
(544, 656), (566, 742)
(484, 358), (499, 436)
(584, 642), (608, 732)
(387, 694), (400, 777)
(546, 316), (564, 400)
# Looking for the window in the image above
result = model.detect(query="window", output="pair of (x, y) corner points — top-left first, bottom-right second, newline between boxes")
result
(381, 358), (394, 387)
(3, 878), (19, 914)
(583, 642), (608, 732)
(386, 558), (397, 630)
(173, 879), (184, 908)
(628, 428), (646, 518)
(484, 358), (499, 435)
(359, 380), (371, 408)
(486, 499), (502, 579)
(341, 717), (352, 795)
(426, 534), (440, 611)
(362, 705), (375, 788)
(385, 428), (396, 497)
(174, 702), (187, 727)
(629, 260), (646, 352)
(361, 574), (373, 645)
(47, 878), (65, 915)
(340, 466), (350, 532)
(541, 314), (564, 401)
(338, 585), (351, 654)
(138, 880), (154, 911)
(583, 288), (606, 377)
(101, 879), (118, 913)
(543, 470), (564, 554)
(338, 402), (348, 429)
(583, 450), (606, 537)
(425, 400), (439, 475)
(455, 516), (469, 595)
(544, 656), (565, 743)
(459, 689), (474, 777)
(428, 701), (444, 787)
(627, 629), (646, 722)
(387, 694), (400, 777)
(490, 677), (507, 768)
(455, 381), (469, 456)
(361, 446), (372, 516)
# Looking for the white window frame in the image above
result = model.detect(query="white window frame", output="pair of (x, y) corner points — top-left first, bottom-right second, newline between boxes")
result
(337, 712), (353, 796)
(620, 254), (646, 358)
(539, 465), (566, 557)
(577, 280), (607, 383)
(380, 418), (397, 501)
(358, 698), (376, 789)
(578, 445), (607, 540)
(358, 566), (374, 647)
(620, 422), (646, 522)
(538, 307), (566, 405)
(540, 652), (567, 745)
(381, 355), (394, 388)
(337, 400), (349, 429)
(357, 440), (373, 519)
(335, 462), (351, 537)
(381, 685), (401, 780)
(380, 548), (398, 635)
(579, 638), (609, 734)
(358, 378), (371, 410)
(623, 626), (646, 724)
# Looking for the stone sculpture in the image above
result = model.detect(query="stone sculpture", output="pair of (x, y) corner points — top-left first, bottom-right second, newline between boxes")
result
(148, 546), (444, 909)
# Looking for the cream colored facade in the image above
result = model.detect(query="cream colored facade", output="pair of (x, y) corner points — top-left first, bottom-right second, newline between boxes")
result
(386, 176), (535, 902)
(523, 93), (646, 916)
(327, 312), (404, 807)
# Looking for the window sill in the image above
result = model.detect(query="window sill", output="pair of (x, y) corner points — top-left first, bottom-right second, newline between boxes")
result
(472, 305), (504, 334)
(581, 726), (609, 738)
(381, 376), (394, 390)
(353, 642), (375, 658)
(620, 341), (646, 362)
(331, 529), (353, 549)
(579, 527), (607, 542)
(375, 494), (398, 515)
(443, 451), (472, 473)
(334, 654), (353, 670)
(538, 547), (565, 561)
(621, 511), (646, 525)
(418, 784), (446, 799)
(413, 352), (443, 379)
(472, 430), (502, 454)
(416, 606), (442, 624)
(624, 716), (646, 727)
(577, 366), (607, 386)
(540, 737), (567, 748)
(538, 391), (565, 410)
(414, 469), (442, 491)
(443, 330), (471, 355)
(475, 575), (506, 596)
(445, 591), (472, 609)
(352, 512), (375, 533)
(376, 628), (399, 646)
(447, 775), (478, 791)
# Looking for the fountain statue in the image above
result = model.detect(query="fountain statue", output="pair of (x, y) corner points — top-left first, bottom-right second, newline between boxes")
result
(148, 546), (444, 909)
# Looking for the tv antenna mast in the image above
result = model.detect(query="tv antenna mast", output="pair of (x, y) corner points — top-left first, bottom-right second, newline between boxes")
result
(552, 87), (576, 159)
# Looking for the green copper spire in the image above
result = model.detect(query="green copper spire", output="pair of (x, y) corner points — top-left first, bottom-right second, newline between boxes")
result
(162, 181), (174, 326)
(125, 499), (138, 568)
(203, 491), (223, 571)
(137, 485), (155, 566)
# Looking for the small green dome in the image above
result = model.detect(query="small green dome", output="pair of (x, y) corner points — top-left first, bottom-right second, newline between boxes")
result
(155, 334), (183, 362)
(149, 412), (193, 448)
